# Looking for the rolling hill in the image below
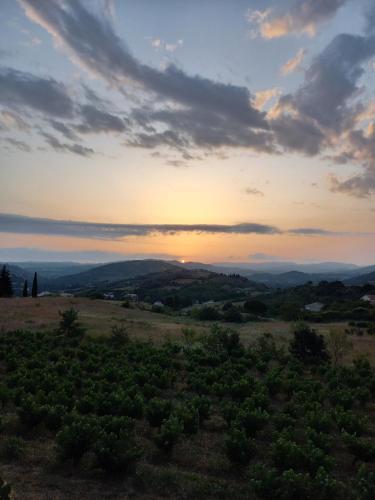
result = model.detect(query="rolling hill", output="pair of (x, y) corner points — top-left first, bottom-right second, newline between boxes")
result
(47, 260), (184, 291)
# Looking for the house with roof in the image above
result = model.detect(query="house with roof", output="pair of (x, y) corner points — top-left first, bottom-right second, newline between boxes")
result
(361, 295), (375, 306)
(304, 302), (324, 313)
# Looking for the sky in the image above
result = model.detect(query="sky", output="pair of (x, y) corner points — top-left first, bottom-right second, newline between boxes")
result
(0, 0), (374, 264)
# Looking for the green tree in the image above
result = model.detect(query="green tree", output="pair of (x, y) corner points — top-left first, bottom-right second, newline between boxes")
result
(31, 272), (38, 298)
(22, 280), (28, 297)
(57, 308), (85, 338)
(0, 266), (13, 298)
(289, 322), (329, 364)
(243, 299), (267, 315)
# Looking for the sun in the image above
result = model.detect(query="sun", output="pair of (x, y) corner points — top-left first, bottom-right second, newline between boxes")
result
(181, 259), (186, 264)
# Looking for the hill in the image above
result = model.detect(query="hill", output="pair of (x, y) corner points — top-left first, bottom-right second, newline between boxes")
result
(47, 260), (183, 291)
(345, 271), (375, 286)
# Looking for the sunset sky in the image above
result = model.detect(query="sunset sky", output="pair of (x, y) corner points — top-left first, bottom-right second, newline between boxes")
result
(0, 0), (374, 264)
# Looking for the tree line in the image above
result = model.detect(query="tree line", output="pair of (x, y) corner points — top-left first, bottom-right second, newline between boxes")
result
(0, 265), (38, 298)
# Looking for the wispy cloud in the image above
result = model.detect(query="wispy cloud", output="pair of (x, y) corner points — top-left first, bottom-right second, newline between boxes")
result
(281, 48), (306, 76)
(0, 213), (370, 241)
(247, 0), (348, 39)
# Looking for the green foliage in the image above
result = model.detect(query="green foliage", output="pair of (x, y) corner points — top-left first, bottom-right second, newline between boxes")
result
(343, 433), (375, 462)
(225, 427), (254, 464)
(0, 266), (13, 298)
(110, 323), (129, 345)
(94, 431), (141, 475)
(289, 323), (329, 364)
(0, 476), (11, 500)
(154, 415), (183, 452)
(31, 272), (38, 298)
(1, 315), (375, 495)
(243, 299), (267, 315)
(353, 465), (375, 500)
(56, 415), (96, 464)
(1, 436), (25, 461)
(146, 398), (172, 427)
(57, 308), (86, 338)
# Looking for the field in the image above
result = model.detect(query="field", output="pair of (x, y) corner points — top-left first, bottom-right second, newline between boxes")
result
(1, 297), (375, 499)
(0, 297), (374, 360)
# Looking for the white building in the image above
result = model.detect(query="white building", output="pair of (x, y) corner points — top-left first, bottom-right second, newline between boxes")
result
(304, 302), (324, 313)
(361, 295), (375, 306)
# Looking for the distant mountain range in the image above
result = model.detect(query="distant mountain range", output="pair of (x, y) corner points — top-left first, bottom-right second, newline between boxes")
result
(1, 259), (375, 292)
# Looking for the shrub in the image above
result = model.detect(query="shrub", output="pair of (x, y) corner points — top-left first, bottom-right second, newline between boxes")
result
(154, 415), (183, 452)
(110, 324), (129, 345)
(344, 433), (375, 462)
(223, 306), (243, 323)
(235, 406), (269, 436)
(17, 396), (46, 429)
(243, 300), (267, 316)
(225, 427), (254, 465)
(0, 476), (11, 500)
(57, 308), (85, 338)
(44, 405), (66, 432)
(146, 398), (172, 427)
(1, 437), (25, 461)
(94, 431), (141, 475)
(249, 463), (280, 499)
(353, 465), (375, 500)
(56, 416), (96, 464)
(196, 306), (221, 321)
(289, 323), (329, 364)
(175, 404), (200, 435)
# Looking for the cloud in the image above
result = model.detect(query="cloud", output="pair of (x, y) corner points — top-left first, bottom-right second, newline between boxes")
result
(76, 104), (127, 134)
(0, 110), (30, 131)
(129, 107), (274, 152)
(0, 213), (370, 241)
(0, 247), (179, 263)
(248, 252), (286, 261)
(0, 66), (74, 117)
(248, 0), (348, 39)
(253, 87), (281, 110)
(281, 48), (306, 76)
(0, 213), (281, 239)
(19, 0), (267, 131)
(1, 137), (32, 152)
(244, 187), (264, 197)
(49, 120), (80, 141)
(281, 34), (375, 131)
(288, 227), (346, 235)
(150, 38), (183, 53)
(41, 133), (94, 157)
(271, 114), (325, 156)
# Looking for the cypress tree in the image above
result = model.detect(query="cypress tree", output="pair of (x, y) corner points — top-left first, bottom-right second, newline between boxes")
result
(22, 280), (28, 297)
(0, 265), (13, 298)
(31, 272), (38, 298)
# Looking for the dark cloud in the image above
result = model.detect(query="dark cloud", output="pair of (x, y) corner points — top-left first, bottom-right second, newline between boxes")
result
(49, 120), (80, 141)
(0, 67), (74, 117)
(42, 132), (94, 157)
(281, 34), (375, 131)
(1, 137), (32, 152)
(271, 115), (325, 156)
(20, 0), (267, 130)
(289, 227), (346, 235)
(0, 213), (369, 241)
(130, 107), (274, 152)
(0, 213), (281, 239)
(76, 104), (127, 134)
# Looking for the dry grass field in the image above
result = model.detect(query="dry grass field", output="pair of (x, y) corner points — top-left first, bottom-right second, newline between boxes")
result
(0, 297), (374, 361)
